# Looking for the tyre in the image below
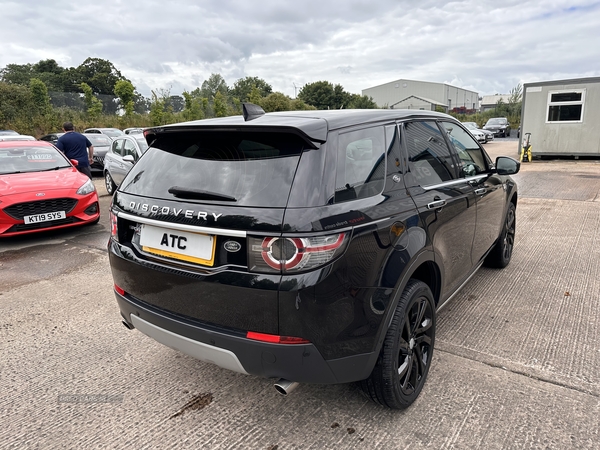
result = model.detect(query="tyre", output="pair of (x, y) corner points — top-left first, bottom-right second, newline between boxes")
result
(485, 202), (516, 268)
(105, 171), (116, 196)
(360, 279), (436, 409)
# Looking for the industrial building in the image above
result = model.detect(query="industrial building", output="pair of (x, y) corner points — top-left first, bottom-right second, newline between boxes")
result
(521, 77), (600, 156)
(480, 94), (512, 111)
(362, 79), (479, 112)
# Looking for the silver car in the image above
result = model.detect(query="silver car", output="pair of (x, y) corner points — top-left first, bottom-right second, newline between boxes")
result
(103, 135), (148, 195)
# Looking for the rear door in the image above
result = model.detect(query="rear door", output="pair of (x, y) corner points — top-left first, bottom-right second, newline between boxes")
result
(402, 120), (478, 299)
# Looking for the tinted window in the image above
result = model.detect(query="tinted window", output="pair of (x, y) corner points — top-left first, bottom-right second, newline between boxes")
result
(404, 121), (457, 186)
(120, 131), (309, 207)
(335, 126), (385, 202)
(440, 122), (488, 177)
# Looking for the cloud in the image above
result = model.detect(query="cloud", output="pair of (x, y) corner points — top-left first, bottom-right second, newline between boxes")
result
(0, 0), (599, 98)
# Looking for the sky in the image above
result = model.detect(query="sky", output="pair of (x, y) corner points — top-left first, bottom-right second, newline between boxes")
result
(2, 0), (600, 99)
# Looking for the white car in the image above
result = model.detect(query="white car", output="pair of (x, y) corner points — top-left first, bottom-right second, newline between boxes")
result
(462, 122), (493, 143)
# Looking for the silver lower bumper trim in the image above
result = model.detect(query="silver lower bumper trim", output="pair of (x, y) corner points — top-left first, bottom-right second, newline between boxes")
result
(130, 314), (249, 374)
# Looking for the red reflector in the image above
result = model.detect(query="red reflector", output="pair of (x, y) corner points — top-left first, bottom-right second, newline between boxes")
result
(246, 331), (310, 345)
(114, 284), (125, 296)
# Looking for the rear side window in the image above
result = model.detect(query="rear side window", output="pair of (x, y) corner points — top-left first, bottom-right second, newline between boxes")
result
(335, 127), (385, 202)
(120, 130), (309, 207)
(404, 121), (457, 186)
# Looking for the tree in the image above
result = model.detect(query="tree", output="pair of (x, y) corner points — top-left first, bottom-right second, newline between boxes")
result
(114, 80), (135, 117)
(0, 63), (34, 86)
(247, 86), (264, 106)
(261, 92), (291, 112)
(76, 58), (129, 96)
(508, 83), (523, 117)
(230, 76), (272, 102)
(166, 95), (185, 113)
(200, 73), (228, 100)
(348, 94), (378, 109)
(182, 91), (204, 121)
(29, 78), (52, 117)
(298, 81), (352, 109)
(213, 91), (228, 117)
(80, 82), (103, 120)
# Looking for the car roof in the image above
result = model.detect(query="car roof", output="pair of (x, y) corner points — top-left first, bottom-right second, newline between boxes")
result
(145, 109), (455, 143)
(0, 135), (37, 141)
(0, 140), (54, 148)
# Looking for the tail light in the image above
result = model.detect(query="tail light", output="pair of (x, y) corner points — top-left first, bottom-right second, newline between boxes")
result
(109, 210), (118, 238)
(248, 232), (347, 273)
(246, 331), (310, 345)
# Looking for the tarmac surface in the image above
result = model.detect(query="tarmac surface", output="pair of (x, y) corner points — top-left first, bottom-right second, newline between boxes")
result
(1, 140), (599, 449)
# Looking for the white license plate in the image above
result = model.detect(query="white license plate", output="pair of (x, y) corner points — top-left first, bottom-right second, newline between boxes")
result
(139, 224), (216, 266)
(24, 211), (66, 224)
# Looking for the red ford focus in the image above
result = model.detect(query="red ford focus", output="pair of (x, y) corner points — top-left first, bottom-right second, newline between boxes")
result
(0, 140), (100, 237)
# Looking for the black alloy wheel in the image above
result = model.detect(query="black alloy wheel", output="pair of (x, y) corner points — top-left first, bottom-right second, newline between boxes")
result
(360, 279), (436, 409)
(105, 171), (116, 196)
(485, 202), (516, 268)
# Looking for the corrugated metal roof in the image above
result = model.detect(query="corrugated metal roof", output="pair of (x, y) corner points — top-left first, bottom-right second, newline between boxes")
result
(481, 94), (511, 106)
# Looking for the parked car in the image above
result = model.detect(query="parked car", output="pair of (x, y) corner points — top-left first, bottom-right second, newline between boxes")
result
(83, 127), (125, 139)
(0, 135), (36, 142)
(123, 128), (144, 135)
(483, 117), (511, 137)
(460, 122), (486, 143)
(39, 132), (65, 144)
(0, 140), (100, 237)
(103, 134), (149, 195)
(0, 130), (20, 136)
(82, 133), (113, 172)
(462, 121), (494, 142)
(108, 106), (520, 409)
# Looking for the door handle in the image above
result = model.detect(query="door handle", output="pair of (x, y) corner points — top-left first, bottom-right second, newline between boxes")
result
(474, 188), (486, 195)
(427, 200), (446, 210)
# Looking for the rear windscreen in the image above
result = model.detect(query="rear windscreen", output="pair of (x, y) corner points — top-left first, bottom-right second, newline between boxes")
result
(119, 130), (310, 207)
(86, 135), (112, 146)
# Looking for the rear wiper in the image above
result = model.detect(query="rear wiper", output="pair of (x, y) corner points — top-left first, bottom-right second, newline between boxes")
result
(168, 186), (237, 202)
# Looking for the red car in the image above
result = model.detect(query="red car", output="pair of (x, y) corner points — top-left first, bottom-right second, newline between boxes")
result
(0, 140), (100, 237)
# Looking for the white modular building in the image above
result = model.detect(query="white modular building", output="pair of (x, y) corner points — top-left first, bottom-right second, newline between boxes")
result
(521, 77), (600, 156)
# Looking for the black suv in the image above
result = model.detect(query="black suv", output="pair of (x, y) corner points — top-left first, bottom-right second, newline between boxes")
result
(108, 105), (520, 409)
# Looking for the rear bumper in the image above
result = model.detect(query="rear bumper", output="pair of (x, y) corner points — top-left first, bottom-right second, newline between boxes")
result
(116, 290), (355, 384)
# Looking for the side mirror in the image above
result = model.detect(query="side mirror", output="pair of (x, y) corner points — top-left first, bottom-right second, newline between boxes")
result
(70, 159), (79, 167)
(495, 156), (520, 175)
(122, 155), (135, 163)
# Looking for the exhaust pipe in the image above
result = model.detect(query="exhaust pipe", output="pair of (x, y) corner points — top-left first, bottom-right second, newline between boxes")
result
(274, 379), (299, 396)
(122, 320), (134, 330)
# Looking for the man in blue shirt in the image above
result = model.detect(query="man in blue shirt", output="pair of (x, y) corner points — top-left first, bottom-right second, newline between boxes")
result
(56, 122), (94, 178)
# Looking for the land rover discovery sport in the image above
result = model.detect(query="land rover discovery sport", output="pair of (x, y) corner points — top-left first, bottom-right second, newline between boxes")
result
(108, 105), (520, 409)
